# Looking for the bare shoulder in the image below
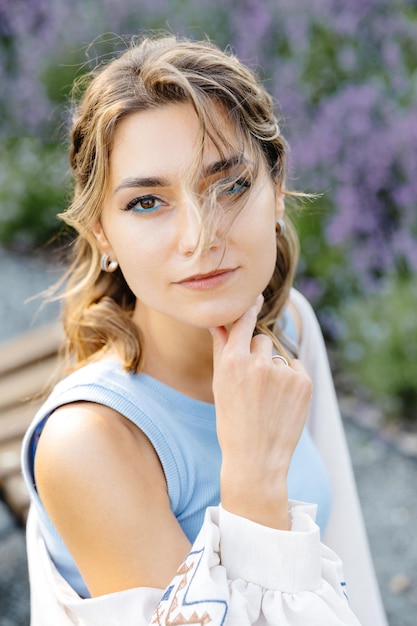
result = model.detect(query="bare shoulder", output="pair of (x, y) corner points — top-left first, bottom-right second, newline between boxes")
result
(34, 401), (189, 594)
(35, 401), (164, 492)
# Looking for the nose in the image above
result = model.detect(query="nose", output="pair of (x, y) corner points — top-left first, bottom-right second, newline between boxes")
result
(177, 194), (219, 257)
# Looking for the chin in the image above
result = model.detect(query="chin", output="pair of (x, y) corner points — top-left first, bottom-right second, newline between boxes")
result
(188, 302), (253, 330)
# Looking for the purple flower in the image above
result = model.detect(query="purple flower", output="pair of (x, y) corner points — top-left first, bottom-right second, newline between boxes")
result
(1, 0), (416, 292)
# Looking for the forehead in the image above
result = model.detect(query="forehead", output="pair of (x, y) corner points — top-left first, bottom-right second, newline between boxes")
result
(108, 101), (246, 183)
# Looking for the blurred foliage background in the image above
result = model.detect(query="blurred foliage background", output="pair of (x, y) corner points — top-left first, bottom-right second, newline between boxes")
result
(1, 0), (416, 423)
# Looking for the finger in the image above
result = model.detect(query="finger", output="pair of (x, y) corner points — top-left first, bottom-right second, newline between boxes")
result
(271, 354), (289, 367)
(289, 359), (313, 400)
(209, 325), (229, 366)
(288, 359), (307, 374)
(250, 332), (273, 358)
(224, 294), (264, 355)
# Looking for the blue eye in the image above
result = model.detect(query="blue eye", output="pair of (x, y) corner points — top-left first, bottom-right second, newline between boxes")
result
(123, 195), (164, 213)
(226, 178), (251, 196)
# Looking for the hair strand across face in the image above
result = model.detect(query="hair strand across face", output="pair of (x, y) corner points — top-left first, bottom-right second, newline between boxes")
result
(54, 33), (299, 370)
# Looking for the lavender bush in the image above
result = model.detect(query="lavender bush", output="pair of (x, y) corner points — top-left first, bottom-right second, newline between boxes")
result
(0, 138), (68, 251)
(1, 0), (416, 415)
(2, 0), (416, 284)
(338, 276), (417, 421)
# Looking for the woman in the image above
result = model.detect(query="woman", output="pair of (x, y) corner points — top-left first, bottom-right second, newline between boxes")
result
(22, 35), (387, 625)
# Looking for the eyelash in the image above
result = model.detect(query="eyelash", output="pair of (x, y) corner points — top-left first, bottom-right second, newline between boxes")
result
(122, 195), (164, 214)
(121, 178), (251, 214)
(225, 178), (251, 196)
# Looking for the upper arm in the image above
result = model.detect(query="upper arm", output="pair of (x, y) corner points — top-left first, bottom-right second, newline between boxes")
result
(34, 402), (191, 596)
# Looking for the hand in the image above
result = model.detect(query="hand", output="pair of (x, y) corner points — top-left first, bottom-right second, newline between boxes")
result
(210, 295), (313, 530)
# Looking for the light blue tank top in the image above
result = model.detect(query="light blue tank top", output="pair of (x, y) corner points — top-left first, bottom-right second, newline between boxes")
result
(21, 310), (332, 598)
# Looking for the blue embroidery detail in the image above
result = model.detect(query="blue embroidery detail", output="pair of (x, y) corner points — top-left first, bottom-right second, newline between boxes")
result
(161, 585), (174, 602)
(341, 581), (349, 602)
(181, 547), (229, 625)
(152, 546), (228, 625)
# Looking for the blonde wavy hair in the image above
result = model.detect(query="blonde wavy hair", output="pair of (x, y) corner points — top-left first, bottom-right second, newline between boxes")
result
(57, 34), (300, 371)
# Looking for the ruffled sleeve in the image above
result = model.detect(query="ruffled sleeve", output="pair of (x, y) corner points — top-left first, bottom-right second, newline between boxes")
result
(151, 503), (360, 625)
(27, 502), (361, 625)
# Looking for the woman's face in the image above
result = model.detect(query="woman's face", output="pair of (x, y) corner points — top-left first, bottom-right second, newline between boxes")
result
(95, 102), (283, 329)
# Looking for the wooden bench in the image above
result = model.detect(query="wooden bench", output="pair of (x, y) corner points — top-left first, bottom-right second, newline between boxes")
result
(0, 322), (63, 524)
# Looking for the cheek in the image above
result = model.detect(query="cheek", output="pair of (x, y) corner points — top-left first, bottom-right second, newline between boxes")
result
(259, 230), (278, 283)
(117, 256), (162, 306)
(117, 243), (159, 284)
(234, 201), (277, 258)
(103, 225), (160, 292)
(239, 207), (278, 285)
(104, 217), (162, 266)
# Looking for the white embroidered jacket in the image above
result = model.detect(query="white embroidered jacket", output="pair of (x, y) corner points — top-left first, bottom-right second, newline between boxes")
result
(24, 290), (388, 625)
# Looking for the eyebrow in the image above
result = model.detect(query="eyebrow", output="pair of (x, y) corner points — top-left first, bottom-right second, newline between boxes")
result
(114, 176), (170, 195)
(113, 154), (247, 195)
(202, 155), (245, 177)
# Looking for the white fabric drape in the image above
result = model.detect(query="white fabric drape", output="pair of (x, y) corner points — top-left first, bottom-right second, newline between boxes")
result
(25, 288), (388, 625)
(27, 501), (362, 625)
(291, 289), (387, 625)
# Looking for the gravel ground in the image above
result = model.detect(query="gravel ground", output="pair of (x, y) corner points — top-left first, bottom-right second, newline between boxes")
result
(0, 247), (63, 344)
(343, 417), (417, 625)
(0, 247), (416, 625)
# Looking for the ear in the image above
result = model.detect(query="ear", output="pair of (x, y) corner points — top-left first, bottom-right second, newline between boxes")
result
(92, 220), (111, 252)
(275, 187), (285, 221)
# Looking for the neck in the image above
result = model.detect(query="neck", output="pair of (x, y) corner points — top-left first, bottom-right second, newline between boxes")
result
(132, 303), (215, 403)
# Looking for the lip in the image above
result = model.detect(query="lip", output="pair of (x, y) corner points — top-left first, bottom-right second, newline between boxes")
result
(176, 268), (237, 290)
